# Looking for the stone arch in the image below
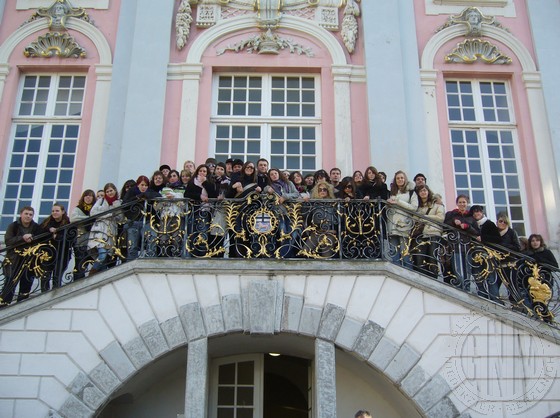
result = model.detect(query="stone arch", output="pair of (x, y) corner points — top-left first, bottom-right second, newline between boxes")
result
(421, 24), (536, 71)
(0, 18), (112, 64)
(50, 272), (457, 418)
(186, 15), (348, 66)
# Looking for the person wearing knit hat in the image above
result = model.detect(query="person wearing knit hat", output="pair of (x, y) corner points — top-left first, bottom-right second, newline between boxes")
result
(159, 165), (171, 178)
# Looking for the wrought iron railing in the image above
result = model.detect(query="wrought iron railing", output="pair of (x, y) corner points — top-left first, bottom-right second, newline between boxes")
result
(0, 194), (558, 326)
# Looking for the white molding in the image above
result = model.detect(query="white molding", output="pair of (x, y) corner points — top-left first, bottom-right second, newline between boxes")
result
(16, 0), (109, 9)
(0, 19), (112, 64)
(426, 0), (516, 17)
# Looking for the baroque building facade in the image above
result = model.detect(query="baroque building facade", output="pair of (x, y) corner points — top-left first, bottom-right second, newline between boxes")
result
(0, 1), (559, 417)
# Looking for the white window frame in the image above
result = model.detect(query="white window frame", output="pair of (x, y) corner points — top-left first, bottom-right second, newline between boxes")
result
(210, 73), (322, 173)
(0, 73), (85, 231)
(210, 354), (264, 418)
(446, 79), (529, 234)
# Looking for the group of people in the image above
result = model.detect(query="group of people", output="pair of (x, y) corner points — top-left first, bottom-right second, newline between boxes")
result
(1, 156), (557, 310)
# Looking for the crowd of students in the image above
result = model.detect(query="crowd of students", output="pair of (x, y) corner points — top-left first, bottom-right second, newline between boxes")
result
(1, 156), (557, 308)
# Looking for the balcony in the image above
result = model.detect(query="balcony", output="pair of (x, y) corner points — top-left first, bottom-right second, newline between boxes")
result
(1, 194), (558, 327)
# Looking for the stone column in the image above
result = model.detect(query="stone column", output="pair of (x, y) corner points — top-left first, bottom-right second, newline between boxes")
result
(185, 338), (208, 418)
(315, 338), (337, 417)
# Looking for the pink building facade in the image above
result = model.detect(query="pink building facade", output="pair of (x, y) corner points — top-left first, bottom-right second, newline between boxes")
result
(0, 0), (558, 240)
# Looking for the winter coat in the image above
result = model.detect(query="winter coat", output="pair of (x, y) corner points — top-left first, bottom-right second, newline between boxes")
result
(87, 198), (123, 251)
(387, 190), (418, 237)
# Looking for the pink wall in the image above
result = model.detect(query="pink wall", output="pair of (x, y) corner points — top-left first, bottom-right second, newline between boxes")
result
(413, 0), (547, 235)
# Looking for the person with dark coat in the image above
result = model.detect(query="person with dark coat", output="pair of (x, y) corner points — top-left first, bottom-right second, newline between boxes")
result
(227, 161), (261, 198)
(471, 205), (502, 302)
(39, 203), (72, 291)
(359, 166), (389, 201)
(0, 206), (43, 306)
(443, 194), (479, 288)
(123, 176), (157, 260)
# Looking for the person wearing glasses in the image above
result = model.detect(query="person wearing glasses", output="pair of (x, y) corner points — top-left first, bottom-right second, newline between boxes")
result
(302, 180), (338, 258)
(227, 161), (262, 198)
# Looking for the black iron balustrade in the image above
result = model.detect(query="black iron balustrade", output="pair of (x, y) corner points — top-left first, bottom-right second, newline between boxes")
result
(0, 194), (558, 325)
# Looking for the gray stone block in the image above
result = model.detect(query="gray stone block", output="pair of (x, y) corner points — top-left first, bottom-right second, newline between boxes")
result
(248, 280), (277, 334)
(400, 364), (428, 398)
(414, 374), (452, 412)
(203, 304), (225, 336)
(281, 294), (303, 333)
(139, 319), (169, 357)
(368, 337), (399, 371)
(385, 343), (421, 383)
(427, 396), (461, 418)
(88, 362), (120, 395)
(222, 294), (243, 332)
(315, 339), (337, 417)
(47, 410), (63, 418)
(185, 338), (208, 418)
(299, 305), (322, 337)
(67, 372), (105, 410)
(352, 320), (384, 359)
(179, 302), (207, 341)
(99, 341), (136, 381)
(123, 336), (152, 369)
(161, 316), (188, 348)
(317, 303), (346, 342)
(59, 394), (93, 418)
(335, 317), (363, 350)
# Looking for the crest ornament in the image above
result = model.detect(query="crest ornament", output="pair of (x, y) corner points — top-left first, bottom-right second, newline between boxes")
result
(24, 32), (86, 58)
(22, 0), (93, 31)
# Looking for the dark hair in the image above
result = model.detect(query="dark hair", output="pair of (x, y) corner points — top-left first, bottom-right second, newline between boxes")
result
(241, 161), (257, 182)
(192, 164), (213, 183)
(528, 234), (546, 250)
(414, 173), (426, 182)
(120, 179), (136, 197)
(416, 185), (434, 207)
(456, 194), (470, 204)
(390, 170), (409, 195)
(77, 189), (96, 211)
(159, 164), (171, 172)
(313, 169), (329, 183)
(470, 205), (484, 214)
(41, 202), (70, 228)
(136, 176), (150, 186)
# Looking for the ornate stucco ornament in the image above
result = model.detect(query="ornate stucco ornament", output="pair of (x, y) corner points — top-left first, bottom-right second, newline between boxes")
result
(435, 7), (508, 37)
(341, 0), (360, 53)
(176, 0), (194, 50)
(22, 0), (93, 31)
(445, 39), (511, 64)
(178, 0), (360, 54)
(24, 32), (86, 58)
(216, 28), (314, 56)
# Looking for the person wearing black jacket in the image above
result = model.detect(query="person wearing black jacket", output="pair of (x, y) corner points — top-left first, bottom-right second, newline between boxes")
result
(0, 206), (43, 306)
(40, 203), (72, 291)
(123, 176), (157, 260)
(471, 205), (502, 302)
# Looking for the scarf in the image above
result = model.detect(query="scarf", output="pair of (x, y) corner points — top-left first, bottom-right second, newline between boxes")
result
(194, 177), (208, 200)
(476, 216), (488, 227)
(80, 203), (93, 215)
(270, 179), (288, 196)
(105, 194), (118, 206)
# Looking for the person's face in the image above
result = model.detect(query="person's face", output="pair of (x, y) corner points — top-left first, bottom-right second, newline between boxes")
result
(293, 173), (302, 184)
(207, 163), (215, 174)
(97, 191), (104, 199)
(282, 171), (290, 180)
(161, 168), (170, 177)
(105, 187), (117, 198)
(472, 210), (483, 221)
(418, 187), (429, 200)
(305, 176), (314, 185)
(353, 172), (363, 182)
(185, 162), (195, 172)
(415, 176), (426, 187)
(317, 174), (327, 182)
(154, 175), (164, 186)
(379, 174), (386, 183)
(395, 173), (406, 187)
(198, 167), (208, 177)
(317, 185), (329, 198)
(257, 160), (268, 174)
(497, 218), (508, 230)
(169, 172), (179, 183)
(530, 237), (541, 249)
(181, 174), (190, 184)
(245, 164), (255, 174)
(366, 169), (375, 181)
(20, 209), (34, 226)
(51, 205), (64, 220)
(330, 170), (341, 182)
(233, 164), (243, 173)
(138, 182), (149, 193)
(84, 194), (94, 205)
(457, 197), (468, 212)
(269, 170), (280, 181)
(344, 184), (353, 195)
(215, 166), (225, 177)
